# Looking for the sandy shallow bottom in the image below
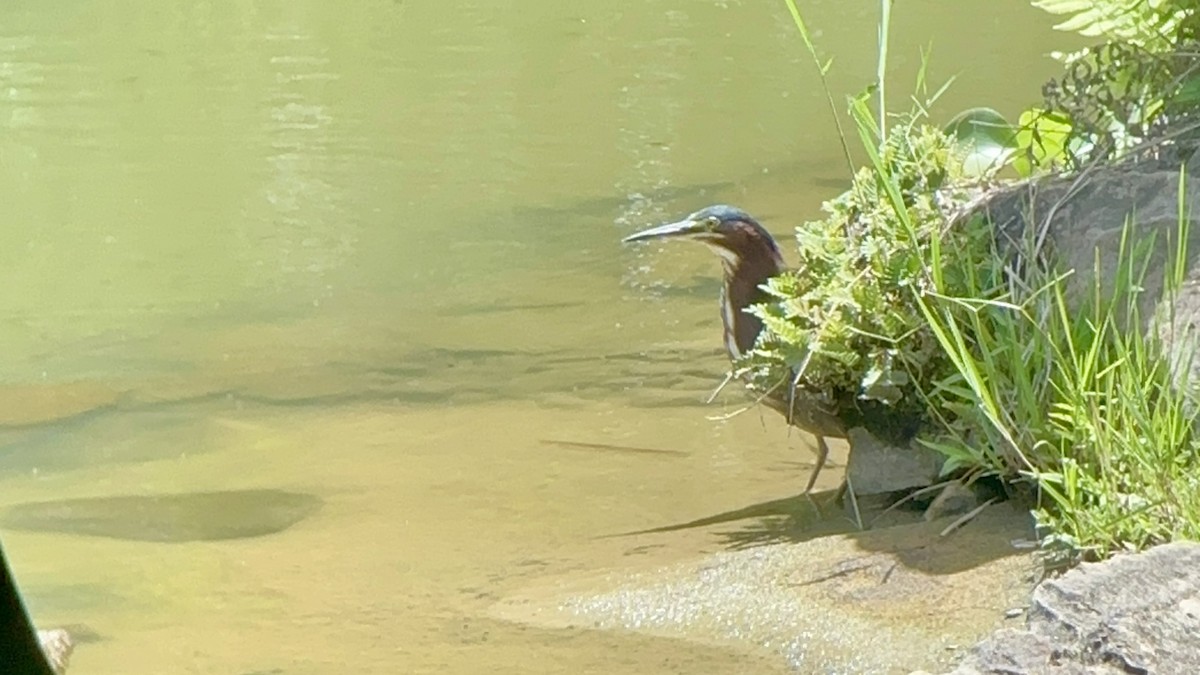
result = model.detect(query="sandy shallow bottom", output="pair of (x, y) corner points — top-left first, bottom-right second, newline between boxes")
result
(493, 504), (1037, 674)
(0, 394), (845, 674)
(0, 309), (1036, 674)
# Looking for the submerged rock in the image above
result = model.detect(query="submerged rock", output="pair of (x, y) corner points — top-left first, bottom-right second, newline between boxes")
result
(0, 489), (323, 542)
(950, 541), (1200, 674)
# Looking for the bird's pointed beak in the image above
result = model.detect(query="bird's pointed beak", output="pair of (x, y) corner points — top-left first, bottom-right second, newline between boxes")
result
(622, 218), (706, 243)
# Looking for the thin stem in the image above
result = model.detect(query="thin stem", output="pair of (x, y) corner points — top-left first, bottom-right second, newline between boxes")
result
(877, 0), (892, 138)
(782, 0), (855, 174)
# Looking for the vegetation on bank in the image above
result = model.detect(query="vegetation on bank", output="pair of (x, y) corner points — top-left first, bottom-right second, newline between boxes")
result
(756, 0), (1200, 562)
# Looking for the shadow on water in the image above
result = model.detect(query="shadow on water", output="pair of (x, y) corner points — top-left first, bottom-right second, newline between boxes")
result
(440, 301), (585, 317)
(603, 486), (1035, 577)
(0, 489), (323, 543)
(0, 407), (226, 476)
(0, 338), (737, 476)
(539, 439), (690, 458)
(834, 502), (1035, 576)
(601, 490), (852, 543)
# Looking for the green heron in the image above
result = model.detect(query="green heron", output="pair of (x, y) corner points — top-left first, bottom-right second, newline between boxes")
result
(623, 205), (846, 493)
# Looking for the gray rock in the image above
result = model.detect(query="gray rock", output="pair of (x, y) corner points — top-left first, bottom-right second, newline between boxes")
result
(983, 163), (1200, 387)
(950, 541), (1200, 674)
(923, 482), (981, 521)
(955, 628), (1103, 675)
(36, 629), (73, 675)
(845, 426), (942, 495)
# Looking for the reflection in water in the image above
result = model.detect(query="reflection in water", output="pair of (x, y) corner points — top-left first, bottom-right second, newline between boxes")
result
(614, 8), (690, 294)
(251, 23), (354, 298)
(0, 34), (45, 147)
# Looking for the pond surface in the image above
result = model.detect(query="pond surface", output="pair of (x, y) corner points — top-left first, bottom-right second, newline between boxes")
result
(0, 1), (1073, 672)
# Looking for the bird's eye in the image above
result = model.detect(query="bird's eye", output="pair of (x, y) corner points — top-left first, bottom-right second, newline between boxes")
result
(705, 216), (721, 230)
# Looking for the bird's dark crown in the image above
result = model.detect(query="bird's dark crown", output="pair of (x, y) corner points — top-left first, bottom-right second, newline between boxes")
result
(685, 205), (779, 252)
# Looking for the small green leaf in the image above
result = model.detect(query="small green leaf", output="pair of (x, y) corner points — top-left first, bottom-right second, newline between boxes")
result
(1013, 109), (1073, 177)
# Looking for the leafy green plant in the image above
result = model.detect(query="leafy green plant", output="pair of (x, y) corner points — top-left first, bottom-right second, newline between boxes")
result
(1012, 108), (1074, 176)
(1033, 0), (1196, 50)
(1032, 1), (1200, 166)
(754, 2), (980, 421)
(944, 106), (1077, 179)
(737, 106), (979, 427)
(949, 2), (1200, 179)
(763, 0), (1200, 561)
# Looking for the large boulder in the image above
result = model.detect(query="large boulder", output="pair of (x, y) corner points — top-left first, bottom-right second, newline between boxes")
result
(851, 159), (1200, 498)
(950, 541), (1200, 674)
(982, 159), (1200, 384)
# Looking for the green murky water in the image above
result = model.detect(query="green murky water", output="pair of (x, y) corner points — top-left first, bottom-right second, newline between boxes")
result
(0, 2), (1073, 672)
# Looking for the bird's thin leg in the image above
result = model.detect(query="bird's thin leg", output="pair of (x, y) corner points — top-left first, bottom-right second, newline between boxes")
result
(803, 435), (830, 494)
(810, 478), (850, 518)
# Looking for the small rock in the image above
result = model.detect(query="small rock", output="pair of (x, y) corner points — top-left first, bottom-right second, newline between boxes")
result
(845, 426), (942, 495)
(37, 628), (73, 674)
(923, 482), (980, 521)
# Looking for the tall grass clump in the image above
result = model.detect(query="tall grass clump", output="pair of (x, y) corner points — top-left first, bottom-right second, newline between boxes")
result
(767, 0), (1200, 561)
(917, 177), (1200, 562)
